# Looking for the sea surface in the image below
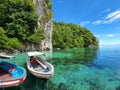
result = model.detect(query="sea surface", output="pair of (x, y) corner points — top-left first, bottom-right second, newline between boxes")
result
(5, 45), (120, 90)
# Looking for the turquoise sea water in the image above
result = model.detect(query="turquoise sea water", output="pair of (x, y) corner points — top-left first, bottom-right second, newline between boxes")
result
(5, 45), (120, 90)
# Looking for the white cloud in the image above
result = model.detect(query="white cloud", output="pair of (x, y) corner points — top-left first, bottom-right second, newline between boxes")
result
(105, 10), (120, 19)
(98, 8), (111, 16)
(106, 34), (116, 37)
(80, 21), (90, 26)
(92, 20), (103, 25)
(100, 40), (120, 45)
(94, 34), (119, 38)
(106, 34), (120, 37)
(92, 9), (120, 25)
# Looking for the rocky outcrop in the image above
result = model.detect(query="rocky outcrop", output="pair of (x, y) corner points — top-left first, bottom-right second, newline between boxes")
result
(33, 0), (53, 51)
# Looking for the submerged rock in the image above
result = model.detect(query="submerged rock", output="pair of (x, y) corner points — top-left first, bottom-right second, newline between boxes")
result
(58, 83), (67, 90)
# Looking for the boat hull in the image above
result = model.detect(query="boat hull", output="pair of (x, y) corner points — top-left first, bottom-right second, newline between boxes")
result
(29, 70), (54, 79)
(0, 74), (26, 88)
(27, 61), (54, 79)
(28, 67), (54, 79)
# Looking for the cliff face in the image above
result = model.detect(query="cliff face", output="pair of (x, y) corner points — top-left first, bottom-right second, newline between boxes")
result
(33, 0), (53, 51)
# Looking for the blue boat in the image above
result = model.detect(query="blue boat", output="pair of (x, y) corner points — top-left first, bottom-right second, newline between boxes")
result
(0, 54), (27, 88)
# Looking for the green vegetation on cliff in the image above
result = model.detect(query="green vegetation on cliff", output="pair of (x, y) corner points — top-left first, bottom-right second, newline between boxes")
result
(0, 0), (46, 50)
(0, 0), (98, 50)
(0, 0), (37, 41)
(52, 22), (99, 49)
(0, 27), (21, 49)
(40, 0), (53, 28)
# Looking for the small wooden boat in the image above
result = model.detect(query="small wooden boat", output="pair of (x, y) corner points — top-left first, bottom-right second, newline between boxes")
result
(27, 51), (54, 79)
(0, 54), (27, 88)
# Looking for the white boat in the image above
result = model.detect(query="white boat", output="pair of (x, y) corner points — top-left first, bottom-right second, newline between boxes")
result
(27, 51), (54, 79)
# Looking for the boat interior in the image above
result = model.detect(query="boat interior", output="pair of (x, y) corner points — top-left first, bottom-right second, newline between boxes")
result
(30, 58), (49, 72)
(30, 60), (44, 71)
(0, 61), (18, 80)
(0, 67), (13, 80)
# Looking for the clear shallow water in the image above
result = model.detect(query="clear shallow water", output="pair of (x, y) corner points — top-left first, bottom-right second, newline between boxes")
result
(5, 46), (120, 90)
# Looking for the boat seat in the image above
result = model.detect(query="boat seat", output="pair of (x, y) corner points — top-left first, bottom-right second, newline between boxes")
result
(36, 60), (47, 69)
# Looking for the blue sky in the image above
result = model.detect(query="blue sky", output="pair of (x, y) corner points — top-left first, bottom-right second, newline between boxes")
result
(51, 0), (120, 45)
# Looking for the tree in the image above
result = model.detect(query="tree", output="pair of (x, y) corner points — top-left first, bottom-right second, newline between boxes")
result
(0, 0), (38, 41)
(28, 27), (46, 44)
(52, 22), (99, 48)
(0, 27), (21, 49)
(7, 38), (22, 49)
(0, 27), (8, 49)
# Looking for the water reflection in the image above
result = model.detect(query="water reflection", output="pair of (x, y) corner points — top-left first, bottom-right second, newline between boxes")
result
(51, 48), (98, 65)
(5, 47), (120, 90)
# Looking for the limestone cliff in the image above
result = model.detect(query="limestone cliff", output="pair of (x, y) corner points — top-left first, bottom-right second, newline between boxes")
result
(33, 0), (53, 50)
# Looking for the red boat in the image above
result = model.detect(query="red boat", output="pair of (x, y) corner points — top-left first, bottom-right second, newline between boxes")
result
(0, 54), (27, 88)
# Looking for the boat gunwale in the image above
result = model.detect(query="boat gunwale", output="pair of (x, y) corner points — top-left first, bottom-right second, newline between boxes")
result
(27, 62), (54, 75)
(27, 51), (54, 78)
(0, 73), (26, 87)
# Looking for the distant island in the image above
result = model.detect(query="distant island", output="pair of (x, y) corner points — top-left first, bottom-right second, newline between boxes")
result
(0, 0), (98, 53)
(53, 22), (98, 49)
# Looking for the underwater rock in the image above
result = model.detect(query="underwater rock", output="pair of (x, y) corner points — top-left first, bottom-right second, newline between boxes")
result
(116, 86), (120, 90)
(58, 83), (67, 90)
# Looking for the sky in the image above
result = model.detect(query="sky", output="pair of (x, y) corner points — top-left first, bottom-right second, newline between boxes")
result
(51, 0), (120, 45)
